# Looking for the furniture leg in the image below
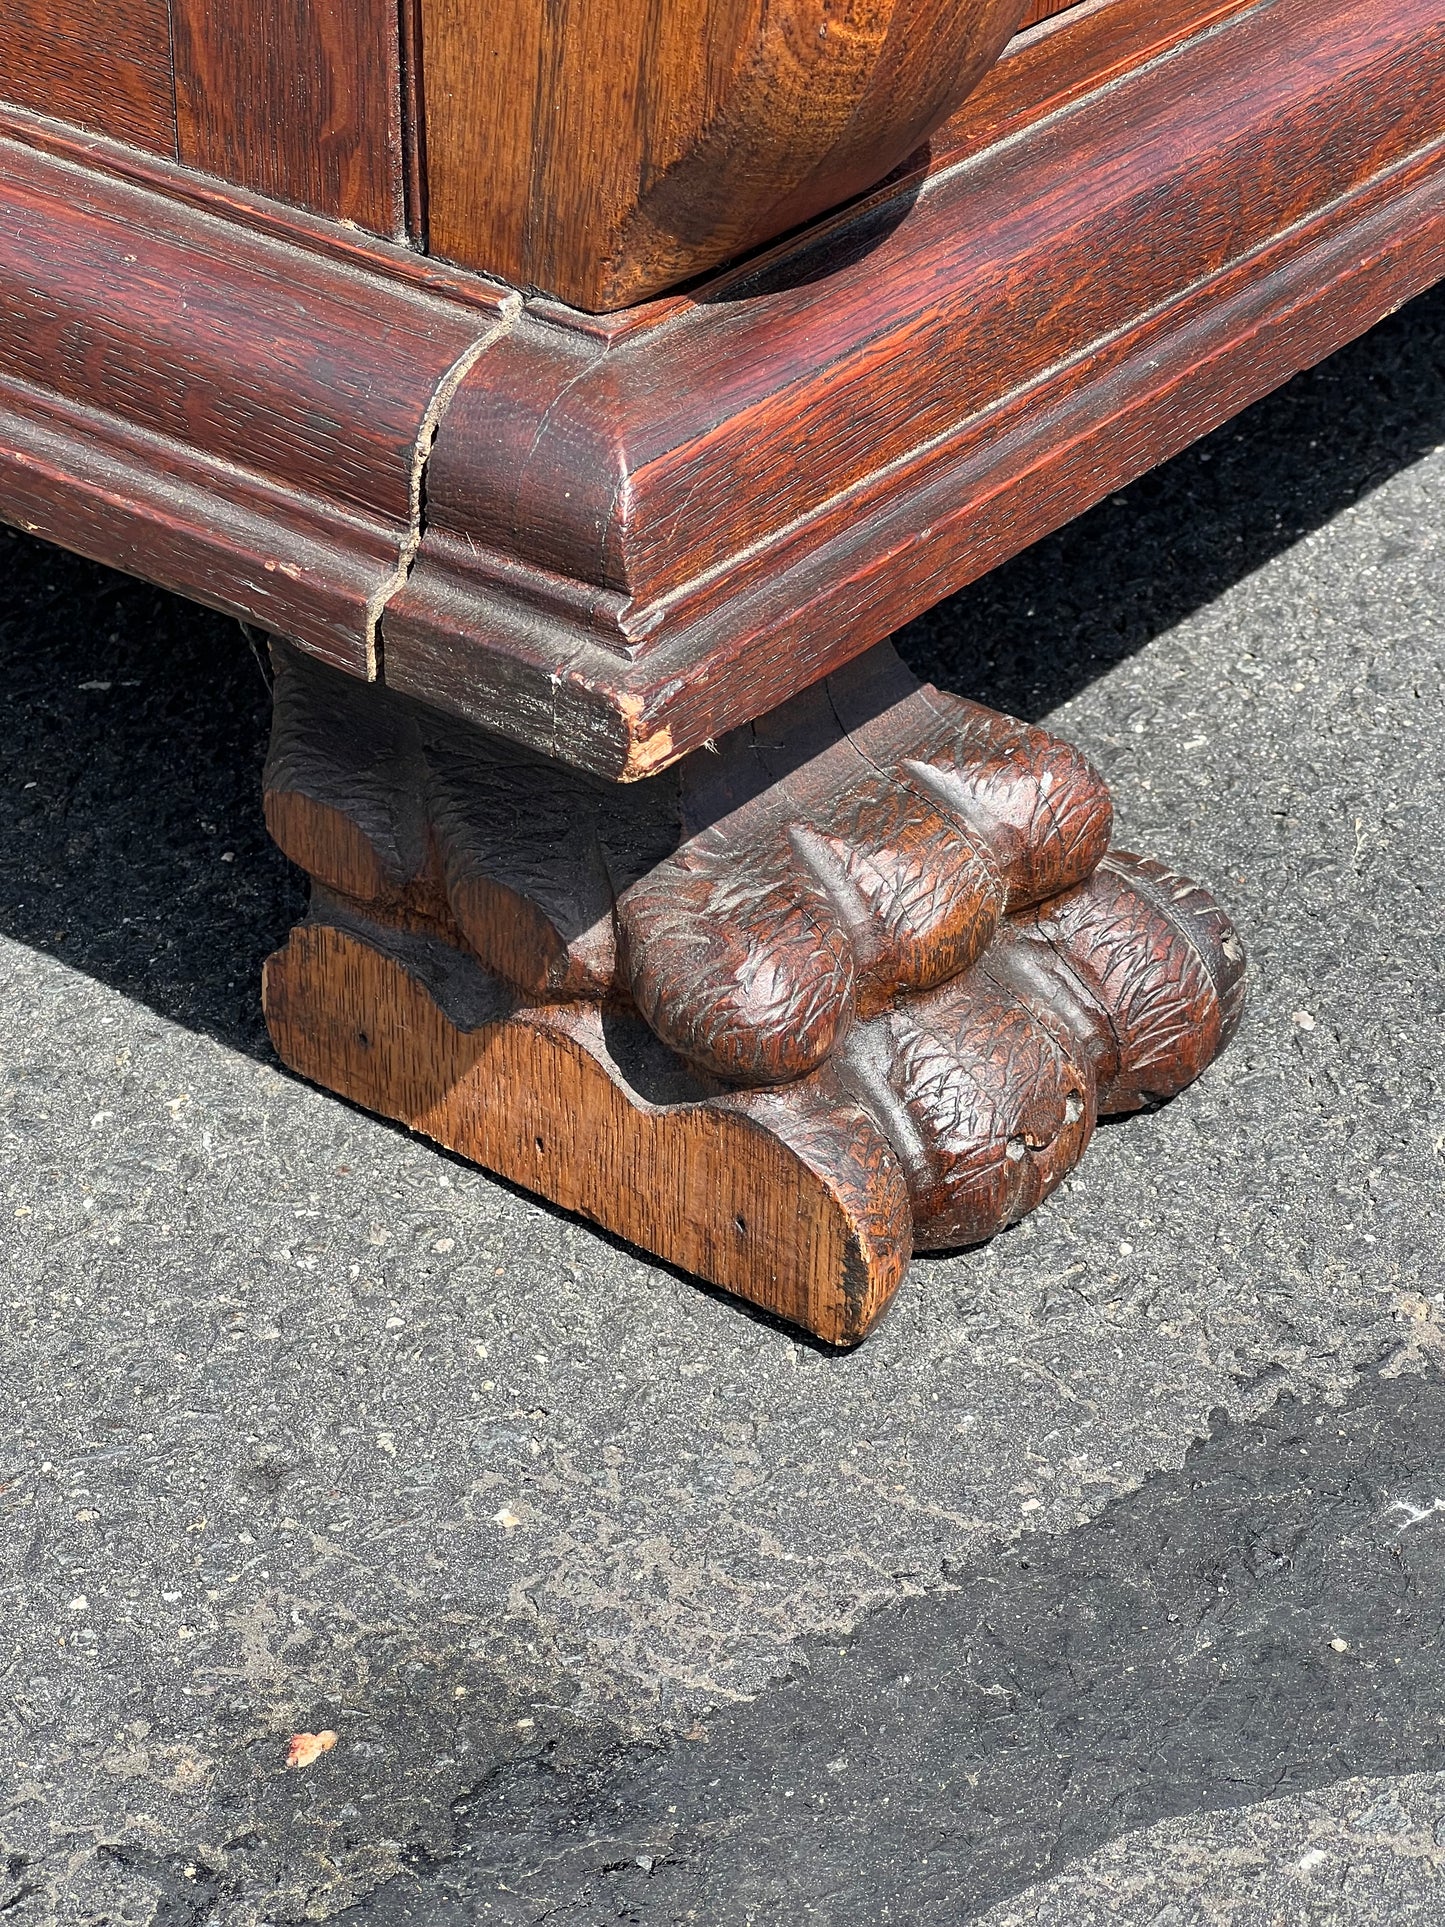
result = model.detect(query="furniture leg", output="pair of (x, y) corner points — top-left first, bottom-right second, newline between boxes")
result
(262, 640), (1245, 1344)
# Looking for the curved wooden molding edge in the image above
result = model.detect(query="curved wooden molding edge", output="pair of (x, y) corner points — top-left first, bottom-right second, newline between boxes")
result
(1, 0), (1441, 781)
(264, 916), (912, 1345)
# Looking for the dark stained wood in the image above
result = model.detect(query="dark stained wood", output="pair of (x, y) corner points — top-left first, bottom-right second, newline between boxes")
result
(261, 640), (1245, 1338)
(399, 0), (430, 248)
(0, 0), (1441, 771)
(617, 645), (1114, 1085)
(420, 0), (1030, 308)
(383, 0), (1445, 775)
(0, 0), (176, 155)
(0, 100), (513, 317)
(0, 134), (500, 672)
(171, 0), (406, 237)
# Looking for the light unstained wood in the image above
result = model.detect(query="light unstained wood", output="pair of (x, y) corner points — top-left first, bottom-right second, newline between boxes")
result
(263, 919), (911, 1344)
(420, 0), (1029, 308)
(171, 0), (406, 236)
(0, 0), (176, 154)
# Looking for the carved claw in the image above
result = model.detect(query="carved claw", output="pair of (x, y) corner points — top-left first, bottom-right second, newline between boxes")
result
(263, 638), (1247, 1331)
(618, 658), (1112, 1085)
(819, 964), (1097, 1251)
(778, 848), (1245, 1250)
(1018, 850), (1248, 1114)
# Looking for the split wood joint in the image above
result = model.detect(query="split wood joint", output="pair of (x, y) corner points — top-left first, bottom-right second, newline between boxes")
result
(2, 0), (1433, 1341)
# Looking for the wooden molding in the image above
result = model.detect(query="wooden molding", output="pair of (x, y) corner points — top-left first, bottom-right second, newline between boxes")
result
(0, 0), (1441, 777)
(419, 0), (1030, 309)
(385, 0), (1445, 776)
(263, 640), (1246, 1341)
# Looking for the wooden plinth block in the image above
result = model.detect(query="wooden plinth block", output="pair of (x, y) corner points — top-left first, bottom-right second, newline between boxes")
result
(262, 641), (1245, 1344)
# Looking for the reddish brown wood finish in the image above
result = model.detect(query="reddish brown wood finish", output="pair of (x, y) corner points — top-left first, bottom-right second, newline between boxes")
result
(171, 0), (407, 236)
(420, 0), (1029, 308)
(1018, 0), (1086, 24)
(0, 135), (501, 672)
(262, 640), (1245, 1340)
(0, 0), (177, 155)
(617, 646), (1114, 1085)
(0, 102), (513, 316)
(0, 0), (1440, 780)
(940, 0), (1263, 170)
(383, 0), (1445, 776)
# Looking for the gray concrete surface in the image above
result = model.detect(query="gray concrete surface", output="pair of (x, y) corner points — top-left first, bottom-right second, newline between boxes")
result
(0, 280), (1441, 1924)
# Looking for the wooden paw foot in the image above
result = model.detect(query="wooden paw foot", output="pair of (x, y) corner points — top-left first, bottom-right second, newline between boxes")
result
(261, 641), (1244, 1344)
(617, 647), (1113, 1085)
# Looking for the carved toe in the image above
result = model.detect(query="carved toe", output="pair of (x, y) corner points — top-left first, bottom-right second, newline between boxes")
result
(902, 689), (1115, 908)
(615, 662), (1117, 1083)
(619, 836), (857, 1085)
(1020, 850), (1248, 1113)
(824, 969), (1097, 1251)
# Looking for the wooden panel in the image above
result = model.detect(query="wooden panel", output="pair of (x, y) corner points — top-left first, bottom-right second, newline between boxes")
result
(0, 0), (176, 155)
(172, 0), (405, 237)
(382, 0), (1445, 775)
(420, 0), (1030, 308)
(0, 98), (512, 318)
(938, 0), (1261, 168)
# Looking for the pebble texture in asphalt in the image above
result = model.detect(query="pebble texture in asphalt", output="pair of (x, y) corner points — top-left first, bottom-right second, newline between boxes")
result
(0, 283), (1441, 1923)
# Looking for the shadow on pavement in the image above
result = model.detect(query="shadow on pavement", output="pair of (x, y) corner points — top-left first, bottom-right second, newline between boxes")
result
(349, 1364), (1445, 1924)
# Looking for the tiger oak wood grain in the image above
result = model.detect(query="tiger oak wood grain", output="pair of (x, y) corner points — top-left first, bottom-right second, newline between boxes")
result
(0, 135), (499, 672)
(1, 0), (1440, 781)
(386, 0), (1445, 775)
(0, 0), (176, 155)
(171, 0), (405, 235)
(420, 0), (1029, 308)
(1019, 0), (1083, 21)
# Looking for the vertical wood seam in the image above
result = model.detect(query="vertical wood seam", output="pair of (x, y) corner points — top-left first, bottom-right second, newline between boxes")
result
(163, 0), (182, 159)
(399, 0), (429, 248)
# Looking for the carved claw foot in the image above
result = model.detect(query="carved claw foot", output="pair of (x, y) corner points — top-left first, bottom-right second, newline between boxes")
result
(262, 639), (1245, 1343)
(617, 646), (1114, 1085)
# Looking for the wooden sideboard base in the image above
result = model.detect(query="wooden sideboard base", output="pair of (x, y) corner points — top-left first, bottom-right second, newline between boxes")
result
(1, 0), (1440, 775)
(262, 643), (1245, 1343)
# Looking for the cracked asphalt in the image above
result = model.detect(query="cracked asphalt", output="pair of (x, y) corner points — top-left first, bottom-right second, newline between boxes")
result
(0, 280), (1441, 1924)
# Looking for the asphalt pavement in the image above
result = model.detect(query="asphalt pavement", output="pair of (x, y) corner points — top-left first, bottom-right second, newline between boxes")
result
(0, 280), (1442, 1925)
